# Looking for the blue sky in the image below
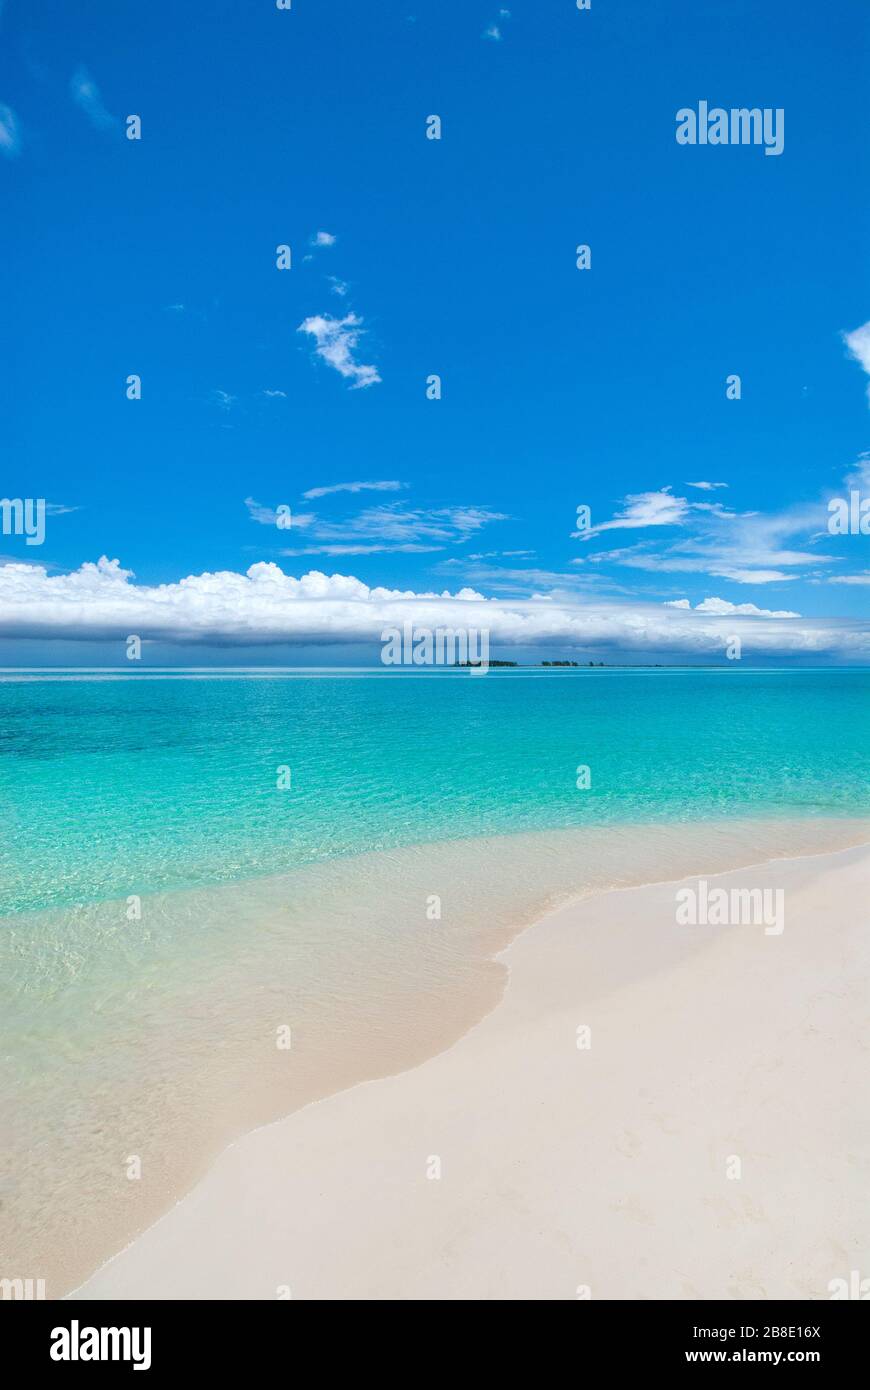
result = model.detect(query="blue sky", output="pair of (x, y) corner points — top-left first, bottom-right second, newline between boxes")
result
(1, 0), (868, 664)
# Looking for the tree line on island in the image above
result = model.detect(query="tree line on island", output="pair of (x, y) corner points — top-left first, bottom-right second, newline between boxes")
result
(454, 659), (611, 668)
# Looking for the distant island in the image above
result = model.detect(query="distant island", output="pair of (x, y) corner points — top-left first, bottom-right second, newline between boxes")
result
(453, 659), (659, 668)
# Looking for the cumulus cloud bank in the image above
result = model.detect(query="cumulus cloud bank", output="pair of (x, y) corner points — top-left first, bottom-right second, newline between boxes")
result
(665, 597), (800, 618)
(1, 557), (866, 657)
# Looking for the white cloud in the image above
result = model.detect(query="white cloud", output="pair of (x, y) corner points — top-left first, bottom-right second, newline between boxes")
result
(212, 389), (236, 411)
(302, 480), (405, 500)
(262, 389), (287, 398)
(298, 313), (381, 389)
(328, 277), (349, 297)
(483, 8), (510, 39)
(828, 572), (870, 585)
(245, 497), (276, 525)
(1, 557), (865, 657)
(442, 560), (628, 595)
(665, 596), (800, 617)
(279, 544), (442, 556)
(70, 67), (118, 131)
(686, 480), (728, 491)
(845, 451), (870, 489)
(244, 498), (315, 529)
(300, 503), (508, 547)
(247, 496), (504, 554)
(468, 549), (536, 561)
(576, 488), (691, 538)
(574, 478), (846, 584)
(716, 568), (795, 584)
(0, 102), (20, 157)
(580, 543), (816, 585)
(843, 320), (870, 403)
(310, 231), (337, 247)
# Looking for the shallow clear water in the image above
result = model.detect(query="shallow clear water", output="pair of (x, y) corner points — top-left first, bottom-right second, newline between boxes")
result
(1, 669), (869, 1294)
(2, 667), (868, 916)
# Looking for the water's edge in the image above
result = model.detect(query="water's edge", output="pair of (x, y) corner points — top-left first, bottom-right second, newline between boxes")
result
(19, 813), (863, 1299)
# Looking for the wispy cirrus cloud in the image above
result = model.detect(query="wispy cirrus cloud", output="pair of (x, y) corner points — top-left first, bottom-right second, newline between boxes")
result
(279, 503), (508, 556)
(483, 8), (511, 40)
(314, 503), (507, 545)
(439, 558), (633, 597)
(843, 320), (870, 404)
(298, 312), (381, 389)
(578, 534), (829, 586)
(467, 549), (536, 561)
(571, 331), (870, 588)
(574, 487), (691, 537)
(573, 483), (845, 585)
(845, 452), (870, 489)
(0, 102), (21, 157)
(302, 480), (405, 500)
(247, 489), (505, 556)
(278, 543), (441, 557)
(244, 498), (315, 529)
(70, 67), (119, 131)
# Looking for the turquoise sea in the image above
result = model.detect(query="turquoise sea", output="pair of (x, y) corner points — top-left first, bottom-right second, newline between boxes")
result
(2, 667), (869, 1293)
(2, 667), (869, 917)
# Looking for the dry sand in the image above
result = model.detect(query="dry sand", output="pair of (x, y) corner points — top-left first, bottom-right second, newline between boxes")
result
(74, 840), (870, 1300)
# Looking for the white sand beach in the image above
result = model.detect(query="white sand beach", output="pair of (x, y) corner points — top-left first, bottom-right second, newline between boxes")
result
(74, 838), (870, 1301)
